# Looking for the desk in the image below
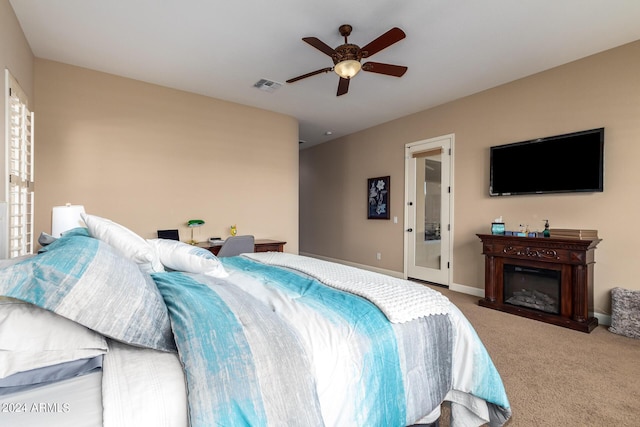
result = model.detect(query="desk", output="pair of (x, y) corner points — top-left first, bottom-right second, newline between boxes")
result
(198, 239), (286, 256)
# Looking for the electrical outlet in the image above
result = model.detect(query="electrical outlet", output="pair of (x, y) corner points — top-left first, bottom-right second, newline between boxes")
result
(376, 252), (382, 260)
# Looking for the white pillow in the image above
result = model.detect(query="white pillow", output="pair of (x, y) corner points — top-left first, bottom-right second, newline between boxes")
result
(148, 239), (228, 278)
(81, 213), (163, 273)
(0, 298), (108, 378)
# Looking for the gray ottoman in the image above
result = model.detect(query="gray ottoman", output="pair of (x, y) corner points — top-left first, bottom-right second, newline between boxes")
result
(609, 287), (640, 339)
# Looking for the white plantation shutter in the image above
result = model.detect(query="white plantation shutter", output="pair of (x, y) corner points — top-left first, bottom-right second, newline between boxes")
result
(3, 70), (35, 258)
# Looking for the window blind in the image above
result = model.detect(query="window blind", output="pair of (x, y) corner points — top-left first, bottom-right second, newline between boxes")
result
(4, 70), (35, 258)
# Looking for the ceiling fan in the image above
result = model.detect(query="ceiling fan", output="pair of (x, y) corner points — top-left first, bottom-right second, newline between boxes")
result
(286, 24), (408, 96)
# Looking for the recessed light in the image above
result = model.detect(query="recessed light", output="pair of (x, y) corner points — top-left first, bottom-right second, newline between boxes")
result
(324, 131), (333, 136)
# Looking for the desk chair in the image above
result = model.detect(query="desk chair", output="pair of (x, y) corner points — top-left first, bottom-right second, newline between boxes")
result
(217, 235), (255, 257)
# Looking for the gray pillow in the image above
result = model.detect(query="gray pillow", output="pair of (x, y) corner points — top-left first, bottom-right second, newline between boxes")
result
(0, 232), (176, 352)
(609, 287), (640, 339)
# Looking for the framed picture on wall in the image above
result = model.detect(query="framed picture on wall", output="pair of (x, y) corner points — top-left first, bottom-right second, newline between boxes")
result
(367, 176), (390, 219)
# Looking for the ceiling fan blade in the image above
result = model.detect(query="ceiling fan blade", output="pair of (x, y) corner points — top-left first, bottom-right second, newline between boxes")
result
(362, 62), (408, 77)
(337, 77), (350, 96)
(286, 67), (333, 83)
(302, 37), (336, 57)
(360, 27), (406, 58)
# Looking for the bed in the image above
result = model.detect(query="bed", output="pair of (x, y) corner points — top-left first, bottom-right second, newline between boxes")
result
(0, 214), (511, 427)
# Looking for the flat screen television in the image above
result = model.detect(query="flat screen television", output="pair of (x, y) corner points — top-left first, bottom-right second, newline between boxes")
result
(489, 128), (604, 196)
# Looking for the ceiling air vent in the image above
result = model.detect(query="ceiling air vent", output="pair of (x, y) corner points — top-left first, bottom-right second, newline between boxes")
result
(254, 79), (282, 93)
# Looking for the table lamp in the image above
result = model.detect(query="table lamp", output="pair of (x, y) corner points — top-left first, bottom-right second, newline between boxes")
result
(187, 219), (205, 244)
(52, 204), (86, 237)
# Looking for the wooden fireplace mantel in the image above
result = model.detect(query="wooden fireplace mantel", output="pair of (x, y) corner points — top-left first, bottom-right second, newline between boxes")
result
(477, 233), (601, 333)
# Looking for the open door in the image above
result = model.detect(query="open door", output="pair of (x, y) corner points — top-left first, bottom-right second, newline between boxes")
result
(405, 135), (453, 286)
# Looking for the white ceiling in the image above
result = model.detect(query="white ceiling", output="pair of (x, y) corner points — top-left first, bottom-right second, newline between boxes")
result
(10, 0), (640, 148)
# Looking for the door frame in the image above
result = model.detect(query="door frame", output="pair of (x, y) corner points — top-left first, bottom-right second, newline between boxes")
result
(403, 134), (455, 286)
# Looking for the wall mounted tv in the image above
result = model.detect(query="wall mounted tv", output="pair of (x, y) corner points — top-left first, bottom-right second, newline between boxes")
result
(489, 127), (604, 196)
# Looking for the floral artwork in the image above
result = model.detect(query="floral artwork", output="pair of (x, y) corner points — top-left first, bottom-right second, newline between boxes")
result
(368, 176), (390, 219)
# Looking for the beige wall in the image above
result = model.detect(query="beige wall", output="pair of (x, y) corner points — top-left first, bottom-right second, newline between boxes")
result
(34, 59), (300, 252)
(0, 0), (33, 98)
(1, 0), (34, 201)
(300, 40), (640, 316)
(6, 0), (640, 315)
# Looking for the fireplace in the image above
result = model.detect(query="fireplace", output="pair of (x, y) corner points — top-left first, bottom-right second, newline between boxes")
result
(503, 264), (560, 314)
(477, 234), (600, 333)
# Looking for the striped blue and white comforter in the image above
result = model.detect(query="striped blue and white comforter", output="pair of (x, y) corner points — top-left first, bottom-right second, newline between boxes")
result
(0, 231), (510, 426)
(154, 255), (511, 427)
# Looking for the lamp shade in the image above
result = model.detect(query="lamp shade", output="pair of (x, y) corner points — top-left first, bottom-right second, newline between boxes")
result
(186, 219), (205, 245)
(52, 204), (86, 237)
(334, 60), (362, 79)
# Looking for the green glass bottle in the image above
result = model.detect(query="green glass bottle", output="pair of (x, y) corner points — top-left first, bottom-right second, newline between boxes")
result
(543, 219), (551, 238)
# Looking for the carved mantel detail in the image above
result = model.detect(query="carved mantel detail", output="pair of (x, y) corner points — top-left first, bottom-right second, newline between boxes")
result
(503, 245), (559, 260)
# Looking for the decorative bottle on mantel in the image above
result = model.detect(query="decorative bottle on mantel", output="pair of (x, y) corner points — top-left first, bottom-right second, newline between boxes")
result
(543, 219), (551, 238)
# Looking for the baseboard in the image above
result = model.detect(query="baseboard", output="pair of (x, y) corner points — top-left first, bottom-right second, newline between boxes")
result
(298, 252), (405, 279)
(449, 282), (485, 298)
(298, 252), (612, 326)
(593, 312), (611, 327)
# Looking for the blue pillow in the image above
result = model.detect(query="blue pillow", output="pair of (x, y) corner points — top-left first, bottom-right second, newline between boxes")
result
(0, 232), (176, 352)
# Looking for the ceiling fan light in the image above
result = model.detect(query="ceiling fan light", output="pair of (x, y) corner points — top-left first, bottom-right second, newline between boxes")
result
(334, 60), (361, 79)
